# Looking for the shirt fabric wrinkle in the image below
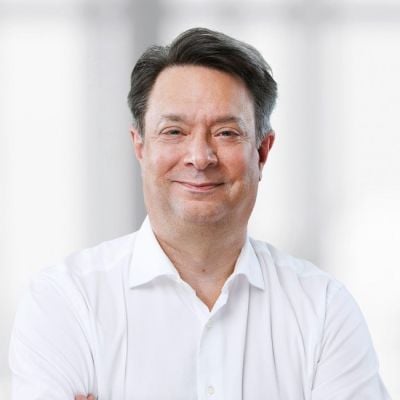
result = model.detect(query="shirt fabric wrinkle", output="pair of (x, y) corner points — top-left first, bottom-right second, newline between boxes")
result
(9, 216), (391, 400)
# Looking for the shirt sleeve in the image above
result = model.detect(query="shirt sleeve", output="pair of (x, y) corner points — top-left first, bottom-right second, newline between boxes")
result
(9, 271), (97, 400)
(311, 286), (391, 400)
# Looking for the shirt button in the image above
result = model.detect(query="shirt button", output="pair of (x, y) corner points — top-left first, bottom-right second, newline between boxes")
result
(206, 321), (212, 329)
(207, 385), (215, 395)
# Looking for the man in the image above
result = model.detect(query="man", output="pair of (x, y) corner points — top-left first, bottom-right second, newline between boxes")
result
(10, 28), (390, 399)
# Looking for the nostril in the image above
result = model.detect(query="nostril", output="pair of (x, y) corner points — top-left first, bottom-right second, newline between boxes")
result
(184, 148), (218, 169)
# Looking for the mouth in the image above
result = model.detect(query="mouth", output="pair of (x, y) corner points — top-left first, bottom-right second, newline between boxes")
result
(174, 181), (224, 192)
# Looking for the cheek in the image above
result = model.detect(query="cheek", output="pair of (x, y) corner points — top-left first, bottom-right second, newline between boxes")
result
(222, 151), (259, 181)
(143, 144), (167, 168)
(143, 150), (181, 182)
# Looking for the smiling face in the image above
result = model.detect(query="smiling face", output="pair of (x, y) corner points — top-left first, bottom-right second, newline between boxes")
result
(133, 65), (274, 229)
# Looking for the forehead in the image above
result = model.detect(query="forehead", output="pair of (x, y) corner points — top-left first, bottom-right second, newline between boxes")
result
(145, 65), (255, 127)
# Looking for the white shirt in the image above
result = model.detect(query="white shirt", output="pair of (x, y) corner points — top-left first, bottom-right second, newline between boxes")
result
(9, 217), (390, 400)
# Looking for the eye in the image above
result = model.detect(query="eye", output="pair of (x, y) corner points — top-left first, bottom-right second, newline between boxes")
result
(161, 128), (183, 136)
(216, 130), (240, 138)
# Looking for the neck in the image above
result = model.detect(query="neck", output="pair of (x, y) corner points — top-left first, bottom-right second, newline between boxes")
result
(149, 215), (247, 310)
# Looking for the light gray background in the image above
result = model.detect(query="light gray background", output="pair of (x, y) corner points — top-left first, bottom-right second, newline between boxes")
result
(1, 0), (399, 397)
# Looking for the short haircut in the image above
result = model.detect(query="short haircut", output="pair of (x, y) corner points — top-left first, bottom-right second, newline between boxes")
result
(127, 27), (277, 145)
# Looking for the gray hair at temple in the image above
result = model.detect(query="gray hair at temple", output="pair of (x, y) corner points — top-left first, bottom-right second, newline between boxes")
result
(127, 27), (277, 146)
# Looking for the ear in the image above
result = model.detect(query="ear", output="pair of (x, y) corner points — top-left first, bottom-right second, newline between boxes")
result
(258, 130), (275, 180)
(130, 127), (144, 162)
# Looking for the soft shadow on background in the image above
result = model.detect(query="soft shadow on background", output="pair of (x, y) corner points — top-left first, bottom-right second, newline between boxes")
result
(1, 0), (399, 397)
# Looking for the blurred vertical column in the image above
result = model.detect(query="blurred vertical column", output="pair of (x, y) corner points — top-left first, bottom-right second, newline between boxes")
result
(81, 0), (162, 244)
(0, 2), (88, 395)
(315, 6), (400, 395)
(0, 0), (161, 396)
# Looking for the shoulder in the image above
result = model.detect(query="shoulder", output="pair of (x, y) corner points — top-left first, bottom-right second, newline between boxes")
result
(62, 231), (137, 277)
(250, 238), (344, 308)
(26, 231), (138, 314)
(8, 235), (140, 398)
(249, 239), (369, 360)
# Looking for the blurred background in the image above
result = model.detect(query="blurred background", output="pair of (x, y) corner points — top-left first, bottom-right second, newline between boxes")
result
(1, 0), (399, 397)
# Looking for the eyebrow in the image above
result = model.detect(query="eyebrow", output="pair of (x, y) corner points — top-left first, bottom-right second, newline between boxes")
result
(159, 114), (246, 129)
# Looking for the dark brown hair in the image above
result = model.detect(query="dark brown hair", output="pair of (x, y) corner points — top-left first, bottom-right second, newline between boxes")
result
(127, 27), (277, 144)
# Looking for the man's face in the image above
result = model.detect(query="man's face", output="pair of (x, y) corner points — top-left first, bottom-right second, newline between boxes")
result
(133, 65), (274, 227)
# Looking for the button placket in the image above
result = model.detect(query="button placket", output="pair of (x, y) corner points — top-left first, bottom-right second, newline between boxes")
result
(198, 309), (226, 399)
(197, 282), (234, 399)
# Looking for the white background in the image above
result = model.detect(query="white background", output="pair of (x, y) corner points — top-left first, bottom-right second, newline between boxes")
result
(1, 0), (399, 397)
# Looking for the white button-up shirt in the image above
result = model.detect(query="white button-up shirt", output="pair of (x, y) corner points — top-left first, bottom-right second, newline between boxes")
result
(9, 217), (390, 399)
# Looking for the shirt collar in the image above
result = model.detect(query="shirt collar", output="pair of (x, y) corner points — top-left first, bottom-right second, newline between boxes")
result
(129, 216), (264, 290)
(129, 217), (179, 288)
(231, 236), (264, 290)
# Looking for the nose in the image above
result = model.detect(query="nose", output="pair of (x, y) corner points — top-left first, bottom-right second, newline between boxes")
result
(184, 133), (218, 170)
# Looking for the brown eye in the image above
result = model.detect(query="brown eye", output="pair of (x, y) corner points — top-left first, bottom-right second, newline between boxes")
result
(162, 129), (182, 136)
(217, 130), (239, 137)
(167, 129), (181, 135)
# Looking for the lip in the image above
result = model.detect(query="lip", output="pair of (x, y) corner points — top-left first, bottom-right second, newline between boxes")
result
(174, 181), (224, 192)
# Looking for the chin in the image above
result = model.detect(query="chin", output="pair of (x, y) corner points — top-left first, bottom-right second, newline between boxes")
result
(181, 214), (224, 226)
(175, 204), (229, 226)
